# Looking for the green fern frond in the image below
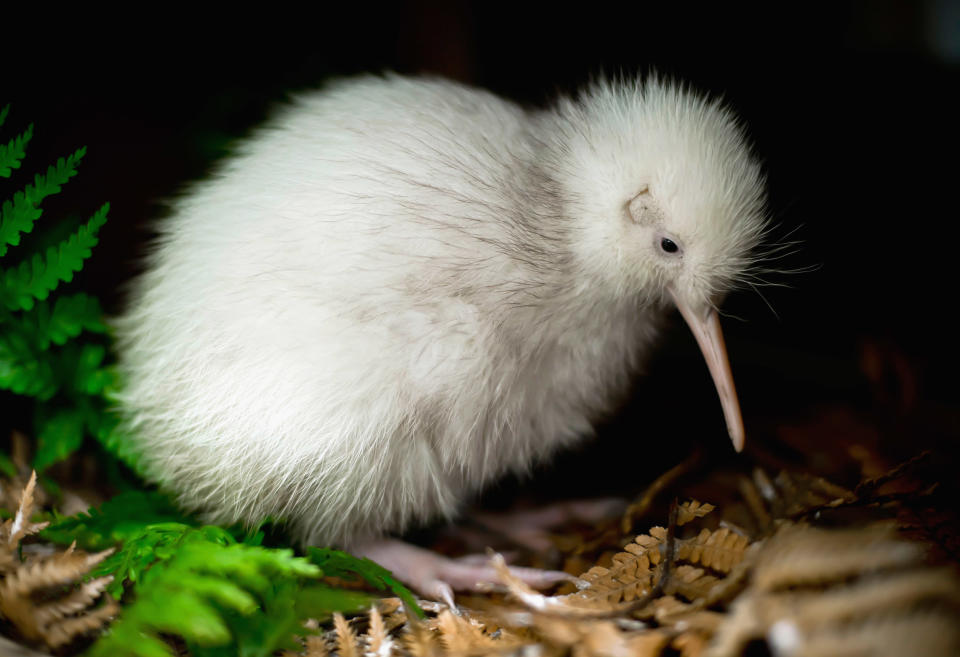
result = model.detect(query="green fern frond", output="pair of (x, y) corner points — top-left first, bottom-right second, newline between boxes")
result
(309, 546), (424, 617)
(52, 342), (113, 395)
(86, 529), (369, 657)
(42, 490), (195, 551)
(0, 122), (33, 178)
(33, 404), (86, 472)
(0, 105), (8, 128)
(0, 146), (86, 257)
(0, 328), (58, 398)
(16, 292), (107, 350)
(0, 451), (16, 478)
(83, 406), (145, 474)
(0, 201), (108, 310)
(94, 523), (234, 598)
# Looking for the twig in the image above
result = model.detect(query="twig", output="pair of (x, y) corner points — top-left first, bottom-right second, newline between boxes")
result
(622, 451), (701, 534)
(790, 485), (939, 522)
(854, 451), (931, 497)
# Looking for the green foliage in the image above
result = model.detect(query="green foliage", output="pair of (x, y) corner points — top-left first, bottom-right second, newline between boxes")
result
(309, 546), (424, 618)
(0, 121), (32, 179)
(41, 493), (379, 655)
(0, 105), (412, 657)
(70, 518), (371, 657)
(93, 522), (226, 598)
(40, 494), (412, 656)
(42, 489), (195, 551)
(1, 201), (109, 311)
(0, 450), (15, 478)
(0, 105), (119, 474)
(0, 146), (86, 258)
(12, 291), (107, 350)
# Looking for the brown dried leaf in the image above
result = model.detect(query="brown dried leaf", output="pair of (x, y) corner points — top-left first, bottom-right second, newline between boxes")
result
(624, 630), (672, 657)
(2, 472), (49, 553)
(676, 528), (750, 573)
(366, 605), (393, 657)
(671, 631), (709, 657)
(436, 610), (500, 656)
(676, 501), (715, 527)
(707, 522), (958, 657)
(664, 565), (721, 602)
(402, 616), (440, 657)
(752, 526), (921, 591)
(762, 568), (958, 630)
(774, 471), (856, 518)
(42, 597), (119, 649)
(32, 575), (114, 627)
(302, 635), (329, 657)
(532, 615), (669, 657)
(565, 531), (666, 609)
(333, 612), (360, 657)
(0, 548), (113, 599)
(0, 473), (118, 651)
(785, 612), (960, 657)
(0, 547), (116, 649)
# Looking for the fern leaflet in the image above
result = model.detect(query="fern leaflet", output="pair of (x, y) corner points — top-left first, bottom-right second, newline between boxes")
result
(0, 328), (58, 398)
(0, 201), (108, 310)
(42, 490), (195, 551)
(33, 404), (86, 472)
(0, 146), (85, 257)
(15, 292), (107, 350)
(0, 122), (33, 178)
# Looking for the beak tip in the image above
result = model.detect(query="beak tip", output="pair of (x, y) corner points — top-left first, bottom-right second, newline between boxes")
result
(730, 428), (745, 453)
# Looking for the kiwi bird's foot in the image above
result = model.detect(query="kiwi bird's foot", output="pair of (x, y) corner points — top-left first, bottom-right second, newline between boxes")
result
(353, 538), (578, 608)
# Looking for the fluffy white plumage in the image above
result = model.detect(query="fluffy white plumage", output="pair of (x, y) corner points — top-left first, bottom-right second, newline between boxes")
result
(114, 74), (767, 548)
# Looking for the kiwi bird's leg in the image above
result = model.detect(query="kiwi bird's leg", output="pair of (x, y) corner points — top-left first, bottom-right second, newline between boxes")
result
(353, 538), (578, 608)
(474, 498), (627, 552)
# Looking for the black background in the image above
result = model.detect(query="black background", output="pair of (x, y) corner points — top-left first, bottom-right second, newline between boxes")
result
(3, 1), (958, 502)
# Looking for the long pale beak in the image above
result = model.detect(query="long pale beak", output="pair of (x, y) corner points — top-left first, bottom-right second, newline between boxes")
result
(668, 289), (745, 451)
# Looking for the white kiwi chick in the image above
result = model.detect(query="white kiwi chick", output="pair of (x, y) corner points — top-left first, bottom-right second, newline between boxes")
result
(114, 74), (767, 602)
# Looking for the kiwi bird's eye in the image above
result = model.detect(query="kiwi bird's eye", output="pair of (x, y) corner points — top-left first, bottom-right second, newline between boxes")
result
(659, 237), (680, 254)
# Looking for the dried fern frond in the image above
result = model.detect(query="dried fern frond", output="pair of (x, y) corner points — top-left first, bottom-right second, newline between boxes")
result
(402, 613), (442, 657)
(1, 545), (112, 600)
(0, 471), (49, 559)
(0, 473), (117, 650)
(780, 611), (960, 657)
(531, 613), (670, 657)
(365, 605), (393, 657)
(664, 565), (722, 602)
(565, 530), (664, 609)
(677, 500), (715, 526)
(644, 595), (724, 633)
(707, 524), (960, 657)
(333, 612), (360, 657)
(671, 631), (709, 657)
(436, 609), (501, 656)
(0, 548), (117, 648)
(751, 525), (922, 591)
(675, 527), (750, 573)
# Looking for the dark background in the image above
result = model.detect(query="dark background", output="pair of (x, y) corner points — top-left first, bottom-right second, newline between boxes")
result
(3, 1), (958, 501)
